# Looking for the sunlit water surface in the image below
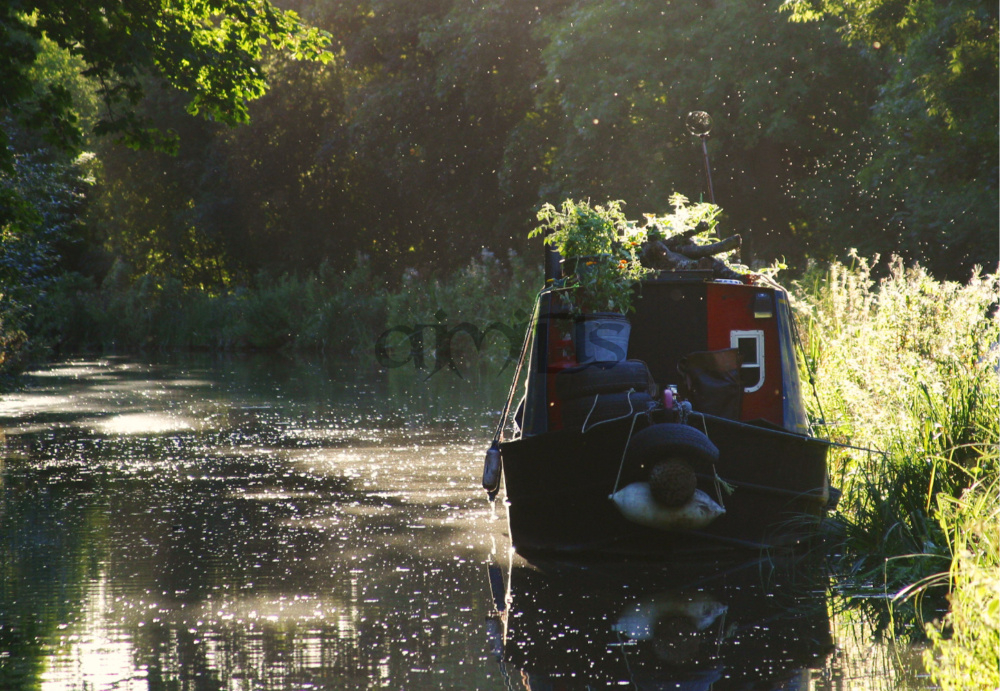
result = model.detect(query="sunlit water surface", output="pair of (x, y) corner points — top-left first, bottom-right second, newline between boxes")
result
(0, 356), (934, 690)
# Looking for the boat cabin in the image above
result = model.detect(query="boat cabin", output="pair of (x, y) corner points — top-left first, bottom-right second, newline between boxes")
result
(516, 272), (810, 440)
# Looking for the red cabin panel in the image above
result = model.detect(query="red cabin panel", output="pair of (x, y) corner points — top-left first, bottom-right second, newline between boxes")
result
(706, 283), (784, 426)
(545, 314), (576, 430)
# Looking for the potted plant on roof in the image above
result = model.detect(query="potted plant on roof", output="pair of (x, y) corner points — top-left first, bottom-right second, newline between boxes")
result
(529, 199), (654, 363)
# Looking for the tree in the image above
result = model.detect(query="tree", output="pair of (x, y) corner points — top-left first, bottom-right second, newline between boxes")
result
(327, 0), (564, 273)
(0, 0), (331, 171)
(83, 0), (562, 280)
(0, 0), (335, 301)
(516, 0), (879, 266)
(784, 0), (998, 278)
(86, 48), (371, 283)
(0, 118), (91, 362)
(185, 53), (361, 278)
(85, 80), (231, 288)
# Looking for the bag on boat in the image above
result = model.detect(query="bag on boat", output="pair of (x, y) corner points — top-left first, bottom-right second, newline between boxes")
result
(677, 348), (743, 420)
(610, 482), (725, 531)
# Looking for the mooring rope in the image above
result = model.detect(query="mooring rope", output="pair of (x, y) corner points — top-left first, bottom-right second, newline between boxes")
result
(710, 463), (736, 510)
(491, 292), (542, 445)
(611, 408), (646, 497)
(614, 628), (640, 691)
(581, 387), (638, 434)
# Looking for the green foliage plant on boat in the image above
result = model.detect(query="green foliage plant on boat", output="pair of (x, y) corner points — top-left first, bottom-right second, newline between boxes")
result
(529, 195), (725, 316)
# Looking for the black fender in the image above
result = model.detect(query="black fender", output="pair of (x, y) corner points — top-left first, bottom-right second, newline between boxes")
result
(625, 423), (719, 507)
(625, 423), (719, 467)
(561, 391), (655, 432)
(555, 359), (654, 399)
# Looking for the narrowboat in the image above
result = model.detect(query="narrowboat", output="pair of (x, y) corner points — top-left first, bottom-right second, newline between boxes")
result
(483, 260), (836, 556)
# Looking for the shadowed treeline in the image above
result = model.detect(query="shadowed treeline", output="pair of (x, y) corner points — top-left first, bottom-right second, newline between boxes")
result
(1, 0), (996, 370)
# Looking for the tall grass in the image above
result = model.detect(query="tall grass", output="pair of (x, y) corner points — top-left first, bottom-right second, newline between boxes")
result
(20, 250), (540, 374)
(792, 253), (999, 682)
(923, 478), (999, 691)
(381, 249), (539, 382)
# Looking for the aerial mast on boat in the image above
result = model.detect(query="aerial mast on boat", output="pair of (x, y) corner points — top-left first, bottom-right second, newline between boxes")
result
(686, 110), (715, 205)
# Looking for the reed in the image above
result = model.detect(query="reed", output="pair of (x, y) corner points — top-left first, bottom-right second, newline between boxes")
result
(16, 250), (538, 374)
(381, 249), (539, 381)
(792, 253), (999, 681)
(922, 478), (999, 691)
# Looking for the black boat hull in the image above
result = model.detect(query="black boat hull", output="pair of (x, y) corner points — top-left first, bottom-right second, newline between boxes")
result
(500, 412), (831, 555)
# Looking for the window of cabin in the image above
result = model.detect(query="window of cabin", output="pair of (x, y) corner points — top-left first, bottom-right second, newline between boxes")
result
(730, 330), (765, 392)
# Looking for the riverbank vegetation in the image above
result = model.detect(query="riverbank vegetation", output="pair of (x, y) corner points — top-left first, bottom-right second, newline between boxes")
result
(793, 255), (999, 687)
(11, 249), (539, 382)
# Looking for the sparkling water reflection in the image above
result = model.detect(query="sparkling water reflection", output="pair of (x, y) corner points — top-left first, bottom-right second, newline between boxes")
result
(493, 558), (835, 689)
(1, 356), (508, 690)
(0, 356), (932, 690)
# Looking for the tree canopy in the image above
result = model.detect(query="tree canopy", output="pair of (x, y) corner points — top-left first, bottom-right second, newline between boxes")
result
(523, 0), (879, 262)
(1, 0), (996, 318)
(784, 0), (998, 272)
(0, 0), (331, 168)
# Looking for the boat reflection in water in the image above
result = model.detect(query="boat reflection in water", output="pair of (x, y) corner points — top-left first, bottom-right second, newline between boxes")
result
(486, 555), (834, 690)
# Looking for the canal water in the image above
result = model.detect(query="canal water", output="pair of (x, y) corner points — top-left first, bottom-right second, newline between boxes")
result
(0, 356), (933, 690)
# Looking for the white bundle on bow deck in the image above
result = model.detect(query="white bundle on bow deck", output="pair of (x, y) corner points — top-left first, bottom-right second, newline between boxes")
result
(610, 483), (724, 531)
